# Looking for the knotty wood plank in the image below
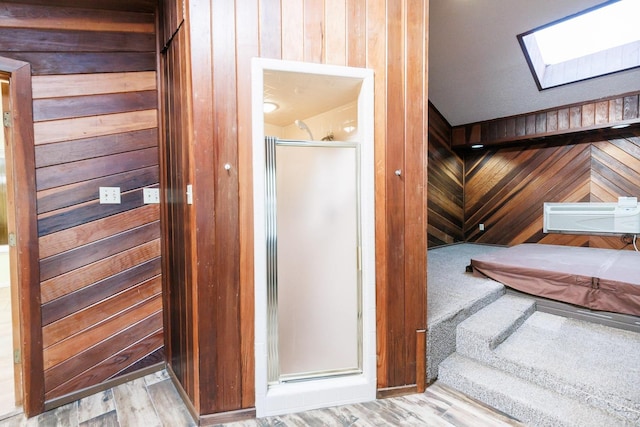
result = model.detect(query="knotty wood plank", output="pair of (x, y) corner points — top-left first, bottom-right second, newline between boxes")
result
(0, 3), (154, 33)
(595, 101), (609, 124)
(79, 410), (119, 427)
(0, 52), (156, 75)
(610, 97), (624, 121)
(77, 390), (116, 425)
(623, 95), (639, 120)
(44, 296), (162, 371)
(41, 240), (160, 304)
(35, 128), (158, 168)
(13, 0), (157, 13)
(46, 325), (163, 400)
(34, 109), (157, 145)
(33, 91), (157, 122)
(40, 221), (160, 280)
(32, 72), (156, 99)
(0, 28), (155, 52)
(36, 146), (158, 190)
(37, 166), (159, 214)
(39, 204), (158, 259)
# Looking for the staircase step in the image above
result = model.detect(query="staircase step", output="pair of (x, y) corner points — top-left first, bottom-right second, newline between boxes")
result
(456, 294), (535, 360)
(438, 353), (629, 427)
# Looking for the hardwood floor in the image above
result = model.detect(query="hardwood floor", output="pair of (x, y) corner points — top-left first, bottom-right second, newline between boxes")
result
(0, 369), (523, 427)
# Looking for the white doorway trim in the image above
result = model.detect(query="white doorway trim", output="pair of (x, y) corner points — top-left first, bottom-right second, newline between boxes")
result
(251, 58), (376, 417)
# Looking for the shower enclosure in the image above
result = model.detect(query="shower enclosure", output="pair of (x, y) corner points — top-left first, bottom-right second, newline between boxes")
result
(265, 137), (362, 384)
(253, 58), (375, 417)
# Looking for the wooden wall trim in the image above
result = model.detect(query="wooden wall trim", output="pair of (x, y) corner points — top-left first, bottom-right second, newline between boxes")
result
(0, 56), (45, 417)
(452, 91), (640, 148)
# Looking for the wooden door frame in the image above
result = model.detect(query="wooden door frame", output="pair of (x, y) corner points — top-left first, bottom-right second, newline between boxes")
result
(0, 56), (44, 417)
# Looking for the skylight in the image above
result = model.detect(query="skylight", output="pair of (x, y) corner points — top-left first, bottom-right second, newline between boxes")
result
(518, 0), (640, 90)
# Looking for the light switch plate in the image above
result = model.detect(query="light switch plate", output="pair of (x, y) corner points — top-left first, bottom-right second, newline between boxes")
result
(143, 188), (160, 204)
(99, 187), (121, 204)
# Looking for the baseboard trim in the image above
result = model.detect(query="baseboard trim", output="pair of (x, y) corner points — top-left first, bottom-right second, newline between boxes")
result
(376, 384), (418, 399)
(198, 407), (257, 426)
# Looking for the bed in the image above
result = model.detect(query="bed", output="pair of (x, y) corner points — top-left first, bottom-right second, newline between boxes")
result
(470, 243), (640, 316)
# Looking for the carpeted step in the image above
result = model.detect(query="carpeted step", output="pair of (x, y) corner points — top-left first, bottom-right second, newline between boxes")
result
(438, 353), (630, 427)
(455, 293), (535, 361)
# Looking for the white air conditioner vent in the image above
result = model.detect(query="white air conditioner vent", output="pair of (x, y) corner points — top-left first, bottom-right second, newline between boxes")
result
(543, 200), (640, 235)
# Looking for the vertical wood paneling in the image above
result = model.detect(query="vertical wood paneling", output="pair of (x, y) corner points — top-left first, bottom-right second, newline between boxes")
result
(235, 0), (259, 409)
(0, 0), (162, 413)
(161, 0), (429, 419)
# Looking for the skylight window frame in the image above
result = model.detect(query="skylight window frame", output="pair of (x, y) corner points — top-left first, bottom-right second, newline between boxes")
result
(517, 0), (640, 91)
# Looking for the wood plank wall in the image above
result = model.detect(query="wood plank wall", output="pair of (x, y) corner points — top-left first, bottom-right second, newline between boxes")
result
(453, 92), (640, 147)
(0, 0), (162, 407)
(464, 128), (640, 250)
(427, 103), (463, 247)
(160, 0), (428, 419)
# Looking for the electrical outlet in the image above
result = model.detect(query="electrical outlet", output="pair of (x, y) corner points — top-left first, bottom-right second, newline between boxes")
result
(479, 223), (485, 231)
(99, 187), (121, 204)
(143, 188), (160, 204)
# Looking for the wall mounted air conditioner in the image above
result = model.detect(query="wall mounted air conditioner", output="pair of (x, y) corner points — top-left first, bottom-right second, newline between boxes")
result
(543, 197), (640, 235)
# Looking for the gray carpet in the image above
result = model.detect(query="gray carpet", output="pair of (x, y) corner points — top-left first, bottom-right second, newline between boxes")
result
(430, 244), (640, 426)
(426, 243), (505, 380)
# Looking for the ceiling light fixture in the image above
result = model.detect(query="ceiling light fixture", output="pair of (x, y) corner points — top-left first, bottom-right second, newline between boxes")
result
(471, 144), (484, 149)
(610, 123), (630, 129)
(263, 101), (278, 113)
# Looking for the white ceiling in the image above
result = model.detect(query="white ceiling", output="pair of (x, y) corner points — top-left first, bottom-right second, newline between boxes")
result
(429, 0), (640, 126)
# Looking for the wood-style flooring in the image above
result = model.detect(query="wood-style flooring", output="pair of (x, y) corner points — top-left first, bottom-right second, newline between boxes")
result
(0, 369), (523, 427)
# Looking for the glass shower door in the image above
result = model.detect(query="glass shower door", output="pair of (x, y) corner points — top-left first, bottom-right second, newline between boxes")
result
(265, 137), (362, 384)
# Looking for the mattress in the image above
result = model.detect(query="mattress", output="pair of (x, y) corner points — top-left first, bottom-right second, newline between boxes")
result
(470, 243), (640, 316)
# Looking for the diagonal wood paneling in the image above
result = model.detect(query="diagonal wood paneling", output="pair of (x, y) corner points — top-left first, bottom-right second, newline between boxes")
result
(427, 103), (463, 247)
(464, 129), (640, 250)
(0, 0), (162, 408)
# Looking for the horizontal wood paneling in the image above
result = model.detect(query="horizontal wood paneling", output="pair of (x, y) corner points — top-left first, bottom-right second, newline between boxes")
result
(0, 0), (162, 408)
(453, 92), (640, 147)
(464, 129), (640, 250)
(428, 103), (463, 247)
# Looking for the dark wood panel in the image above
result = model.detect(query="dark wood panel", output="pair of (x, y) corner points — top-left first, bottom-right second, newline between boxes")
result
(44, 315), (162, 399)
(40, 221), (160, 280)
(44, 295), (162, 371)
(33, 91), (157, 122)
(0, 52), (156, 75)
(43, 275), (161, 347)
(37, 190), (150, 236)
(41, 257), (161, 325)
(35, 128), (158, 168)
(39, 204), (159, 259)
(464, 129), (640, 249)
(6, 0), (157, 13)
(41, 240), (160, 304)
(37, 166), (158, 214)
(0, 28), (155, 52)
(0, 3), (155, 31)
(452, 91), (640, 147)
(36, 147), (158, 190)
(428, 104), (463, 247)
